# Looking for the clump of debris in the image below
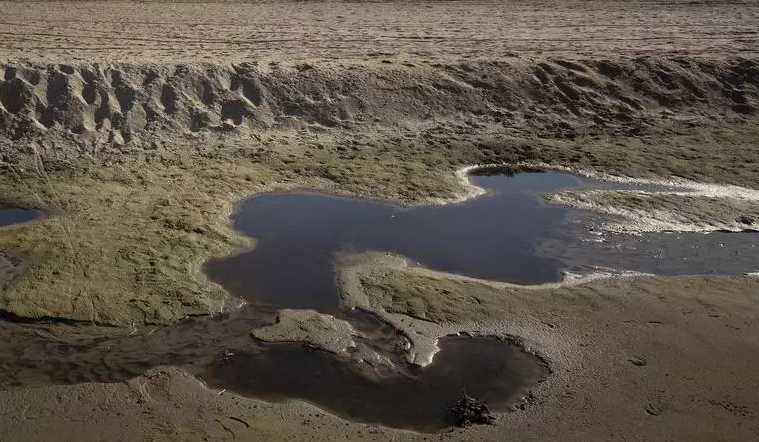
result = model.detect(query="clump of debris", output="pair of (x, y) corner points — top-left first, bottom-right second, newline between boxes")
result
(448, 394), (496, 427)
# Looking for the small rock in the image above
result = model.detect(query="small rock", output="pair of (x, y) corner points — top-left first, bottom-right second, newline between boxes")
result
(737, 215), (755, 225)
(448, 394), (496, 427)
(628, 356), (647, 366)
(646, 405), (662, 416)
(220, 351), (234, 364)
(221, 120), (237, 131)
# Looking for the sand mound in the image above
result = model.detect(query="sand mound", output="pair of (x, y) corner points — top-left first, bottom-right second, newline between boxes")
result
(0, 57), (756, 155)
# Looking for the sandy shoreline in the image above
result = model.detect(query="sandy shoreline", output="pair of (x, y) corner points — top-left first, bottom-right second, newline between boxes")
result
(1, 0), (758, 440)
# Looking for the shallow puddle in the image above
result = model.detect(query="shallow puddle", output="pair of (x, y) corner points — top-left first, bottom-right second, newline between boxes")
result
(0, 207), (42, 227)
(205, 171), (758, 311)
(0, 308), (546, 432)
(204, 172), (585, 311)
(203, 335), (546, 432)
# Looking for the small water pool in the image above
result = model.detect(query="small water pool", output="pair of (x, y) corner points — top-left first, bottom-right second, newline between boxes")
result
(202, 335), (547, 432)
(0, 207), (43, 227)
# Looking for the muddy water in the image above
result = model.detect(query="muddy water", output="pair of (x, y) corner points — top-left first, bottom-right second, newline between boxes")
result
(1, 170), (757, 432)
(203, 336), (544, 432)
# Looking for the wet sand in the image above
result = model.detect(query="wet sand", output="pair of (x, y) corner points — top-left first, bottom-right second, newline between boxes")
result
(0, 274), (757, 441)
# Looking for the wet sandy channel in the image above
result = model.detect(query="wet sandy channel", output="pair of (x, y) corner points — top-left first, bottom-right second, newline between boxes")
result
(1, 171), (757, 431)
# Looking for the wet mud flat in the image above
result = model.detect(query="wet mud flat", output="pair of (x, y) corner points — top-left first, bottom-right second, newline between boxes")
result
(0, 306), (547, 431)
(0, 248), (25, 292)
(1, 170), (758, 432)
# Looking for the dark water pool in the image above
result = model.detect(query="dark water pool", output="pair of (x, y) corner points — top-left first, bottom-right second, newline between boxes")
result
(204, 171), (758, 312)
(202, 335), (546, 432)
(0, 207), (42, 227)
(204, 171), (587, 311)
(1, 207), (42, 291)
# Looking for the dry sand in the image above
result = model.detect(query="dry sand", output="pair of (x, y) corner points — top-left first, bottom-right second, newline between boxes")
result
(2, 0), (757, 63)
(0, 0), (758, 441)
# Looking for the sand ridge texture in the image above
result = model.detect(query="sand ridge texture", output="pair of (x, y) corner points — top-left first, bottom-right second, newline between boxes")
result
(0, 1), (759, 441)
(1, 57), (758, 184)
(1, 57), (758, 147)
